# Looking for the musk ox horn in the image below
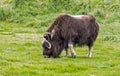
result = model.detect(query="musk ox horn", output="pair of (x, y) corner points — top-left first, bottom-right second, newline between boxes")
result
(44, 30), (55, 39)
(44, 32), (51, 38)
(43, 38), (51, 49)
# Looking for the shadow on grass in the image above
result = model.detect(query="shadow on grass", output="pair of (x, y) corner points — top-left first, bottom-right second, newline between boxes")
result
(63, 56), (101, 60)
(41, 55), (101, 60)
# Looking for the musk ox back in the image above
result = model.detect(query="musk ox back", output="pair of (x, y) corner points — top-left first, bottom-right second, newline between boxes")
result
(42, 14), (99, 58)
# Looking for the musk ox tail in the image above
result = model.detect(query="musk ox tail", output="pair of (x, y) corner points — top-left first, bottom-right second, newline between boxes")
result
(89, 15), (96, 22)
(89, 16), (99, 43)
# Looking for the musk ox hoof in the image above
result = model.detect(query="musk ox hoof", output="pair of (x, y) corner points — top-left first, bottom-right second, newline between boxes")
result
(44, 55), (50, 58)
(64, 54), (69, 57)
(88, 56), (92, 58)
(72, 55), (76, 58)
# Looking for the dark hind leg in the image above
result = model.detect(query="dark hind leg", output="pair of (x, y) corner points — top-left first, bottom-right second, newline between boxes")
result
(64, 48), (69, 57)
(88, 40), (94, 58)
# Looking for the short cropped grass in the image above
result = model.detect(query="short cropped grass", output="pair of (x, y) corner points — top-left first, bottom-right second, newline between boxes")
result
(0, 22), (120, 76)
(0, 0), (120, 76)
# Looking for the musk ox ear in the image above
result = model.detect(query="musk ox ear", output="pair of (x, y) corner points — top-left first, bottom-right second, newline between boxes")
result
(43, 32), (51, 40)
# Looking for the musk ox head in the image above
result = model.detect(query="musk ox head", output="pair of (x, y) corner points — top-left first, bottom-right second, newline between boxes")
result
(42, 32), (52, 58)
(42, 29), (62, 58)
(42, 28), (65, 58)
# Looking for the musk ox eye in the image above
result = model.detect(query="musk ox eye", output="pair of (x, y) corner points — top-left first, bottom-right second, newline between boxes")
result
(43, 43), (48, 48)
(43, 35), (48, 39)
(44, 46), (49, 49)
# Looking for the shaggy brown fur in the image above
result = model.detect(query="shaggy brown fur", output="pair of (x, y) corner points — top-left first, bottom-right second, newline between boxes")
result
(42, 14), (99, 58)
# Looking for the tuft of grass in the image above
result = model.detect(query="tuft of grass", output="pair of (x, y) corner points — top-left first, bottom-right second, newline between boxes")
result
(0, 7), (12, 21)
(102, 35), (120, 42)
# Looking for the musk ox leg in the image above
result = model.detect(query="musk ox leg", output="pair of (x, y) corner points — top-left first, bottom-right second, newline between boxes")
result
(68, 43), (76, 58)
(88, 46), (93, 58)
(64, 48), (69, 57)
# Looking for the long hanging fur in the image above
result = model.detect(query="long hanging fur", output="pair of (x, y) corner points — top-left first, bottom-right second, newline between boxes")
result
(42, 14), (99, 58)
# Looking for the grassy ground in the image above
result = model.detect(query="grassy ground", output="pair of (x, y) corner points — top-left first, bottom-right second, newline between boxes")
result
(0, 21), (120, 76)
(0, 0), (120, 76)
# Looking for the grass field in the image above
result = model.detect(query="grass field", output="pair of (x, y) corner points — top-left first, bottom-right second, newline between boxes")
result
(0, 21), (120, 76)
(0, 0), (120, 76)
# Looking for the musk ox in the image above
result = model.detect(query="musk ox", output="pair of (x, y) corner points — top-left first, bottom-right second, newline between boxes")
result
(42, 14), (99, 58)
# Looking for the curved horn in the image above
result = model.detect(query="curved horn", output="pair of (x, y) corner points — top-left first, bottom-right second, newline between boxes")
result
(44, 32), (50, 38)
(44, 30), (55, 39)
(43, 38), (51, 49)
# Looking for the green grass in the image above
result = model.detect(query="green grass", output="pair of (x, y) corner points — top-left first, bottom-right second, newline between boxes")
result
(0, 0), (120, 27)
(0, 0), (120, 76)
(0, 21), (120, 76)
